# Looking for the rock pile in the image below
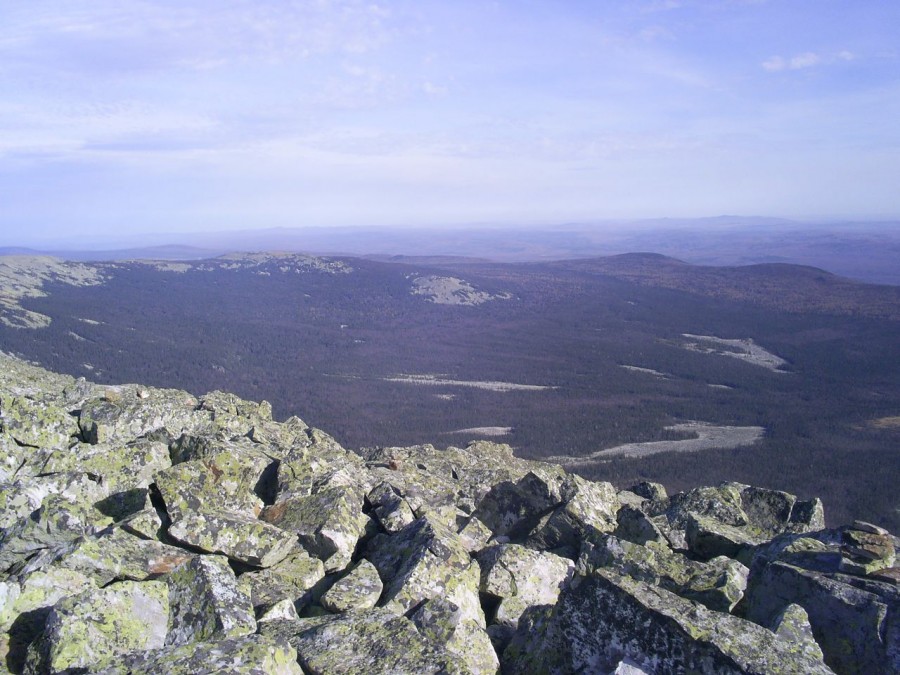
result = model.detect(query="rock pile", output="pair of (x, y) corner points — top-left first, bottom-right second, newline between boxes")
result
(0, 353), (897, 674)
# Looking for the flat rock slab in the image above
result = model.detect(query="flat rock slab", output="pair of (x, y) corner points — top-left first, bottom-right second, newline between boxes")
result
(260, 609), (465, 674)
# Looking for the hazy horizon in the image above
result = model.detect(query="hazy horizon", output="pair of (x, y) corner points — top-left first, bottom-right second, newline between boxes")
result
(2, 1), (899, 245)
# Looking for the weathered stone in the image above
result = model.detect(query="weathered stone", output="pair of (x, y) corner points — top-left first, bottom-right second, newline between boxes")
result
(853, 520), (890, 536)
(686, 511), (759, 562)
(771, 603), (826, 664)
(0, 395), (75, 454)
(628, 481), (667, 502)
(78, 388), (202, 445)
(238, 550), (325, 614)
(44, 527), (195, 585)
(0, 472), (107, 530)
(457, 515), (494, 553)
(155, 451), (269, 522)
(366, 481), (416, 533)
(614, 503), (668, 546)
(410, 598), (500, 674)
(262, 486), (368, 573)
(579, 535), (748, 613)
(259, 609), (464, 674)
(503, 569), (833, 674)
(165, 555), (256, 647)
(526, 475), (620, 553)
(474, 468), (568, 541)
(276, 438), (369, 501)
(258, 597), (301, 623)
(25, 580), (169, 674)
(87, 633), (303, 674)
(369, 514), (485, 628)
(743, 560), (898, 674)
(842, 528), (896, 562)
(119, 503), (164, 540)
(662, 483), (749, 530)
(168, 509), (297, 568)
(320, 559), (383, 613)
(477, 543), (574, 628)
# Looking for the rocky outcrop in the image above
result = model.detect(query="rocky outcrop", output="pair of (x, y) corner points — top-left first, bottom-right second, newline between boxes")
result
(0, 353), (896, 674)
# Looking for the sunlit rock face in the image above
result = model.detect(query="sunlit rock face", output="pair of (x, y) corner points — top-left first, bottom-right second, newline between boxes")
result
(0, 352), (896, 674)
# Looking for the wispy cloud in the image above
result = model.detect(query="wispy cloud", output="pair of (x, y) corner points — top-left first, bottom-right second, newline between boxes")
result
(762, 50), (855, 72)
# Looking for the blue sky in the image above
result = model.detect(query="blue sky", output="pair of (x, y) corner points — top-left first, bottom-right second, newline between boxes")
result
(1, 1), (898, 246)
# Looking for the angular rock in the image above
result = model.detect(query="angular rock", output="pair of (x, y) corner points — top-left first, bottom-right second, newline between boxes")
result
(614, 503), (668, 546)
(474, 467), (569, 541)
(320, 559), (383, 613)
(262, 486), (368, 573)
(410, 598), (500, 674)
(0, 395), (76, 454)
(368, 515), (484, 627)
(25, 580), (169, 674)
(88, 633), (303, 674)
(155, 452), (269, 522)
(457, 515), (493, 553)
(0, 472), (107, 530)
(477, 543), (574, 628)
(628, 481), (667, 502)
(78, 388), (202, 445)
(165, 555), (256, 647)
(686, 512), (759, 562)
(503, 569), (833, 674)
(771, 603), (826, 664)
(743, 560), (899, 674)
(259, 609), (464, 674)
(526, 475), (620, 553)
(167, 510), (297, 568)
(43, 527), (194, 585)
(366, 481), (416, 533)
(238, 550), (325, 614)
(258, 598), (301, 623)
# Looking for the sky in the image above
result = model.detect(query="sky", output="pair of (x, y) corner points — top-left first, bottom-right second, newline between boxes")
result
(1, 0), (899, 247)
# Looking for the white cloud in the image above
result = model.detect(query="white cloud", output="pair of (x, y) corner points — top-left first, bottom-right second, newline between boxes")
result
(763, 50), (857, 73)
(762, 56), (785, 72)
(789, 52), (821, 69)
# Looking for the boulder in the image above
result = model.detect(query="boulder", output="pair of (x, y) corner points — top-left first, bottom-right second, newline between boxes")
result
(503, 569), (833, 674)
(366, 481), (416, 533)
(320, 559), (383, 613)
(78, 388), (203, 445)
(259, 609), (465, 674)
(368, 514), (484, 628)
(24, 580), (169, 674)
(262, 486), (369, 573)
(165, 555), (256, 647)
(477, 543), (574, 628)
(238, 550), (325, 614)
(743, 560), (899, 674)
(87, 633), (303, 674)
(526, 475), (620, 553)
(410, 598), (500, 674)
(167, 510), (297, 568)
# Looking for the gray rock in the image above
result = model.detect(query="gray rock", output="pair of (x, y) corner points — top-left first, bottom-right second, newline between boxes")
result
(771, 603), (826, 664)
(410, 598), (500, 674)
(320, 559), (383, 613)
(686, 512), (760, 562)
(743, 560), (899, 674)
(369, 514), (485, 628)
(366, 481), (416, 533)
(25, 580), (169, 674)
(503, 569), (833, 674)
(87, 633), (303, 674)
(238, 550), (325, 614)
(262, 486), (369, 573)
(167, 509), (297, 568)
(477, 543), (574, 628)
(259, 609), (465, 674)
(614, 503), (668, 546)
(165, 554), (256, 647)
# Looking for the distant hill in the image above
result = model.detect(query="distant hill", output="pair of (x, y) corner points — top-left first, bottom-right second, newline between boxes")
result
(0, 251), (898, 531)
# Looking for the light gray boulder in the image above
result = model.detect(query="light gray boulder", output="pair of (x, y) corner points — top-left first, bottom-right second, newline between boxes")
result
(320, 559), (383, 613)
(238, 550), (325, 614)
(165, 555), (256, 647)
(410, 597), (500, 674)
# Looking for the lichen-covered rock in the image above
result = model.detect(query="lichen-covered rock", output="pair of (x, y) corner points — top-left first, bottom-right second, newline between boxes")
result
(504, 569), (834, 674)
(368, 514), (485, 628)
(238, 550), (325, 614)
(44, 526), (194, 585)
(259, 609), (465, 674)
(474, 469), (568, 541)
(0, 471), (107, 530)
(526, 475), (620, 553)
(196, 390), (274, 438)
(155, 451), (270, 522)
(276, 439), (369, 501)
(87, 633), (303, 674)
(743, 560), (899, 674)
(578, 535), (749, 613)
(629, 481), (668, 502)
(614, 503), (668, 546)
(457, 515), (493, 553)
(366, 481), (416, 533)
(320, 559), (383, 613)
(262, 485), (369, 573)
(686, 512), (760, 562)
(165, 555), (256, 647)
(477, 543), (574, 628)
(410, 598), (499, 674)
(78, 388), (203, 445)
(258, 598), (301, 623)
(167, 510), (297, 568)
(24, 580), (169, 674)
(771, 603), (826, 664)
(0, 395), (76, 454)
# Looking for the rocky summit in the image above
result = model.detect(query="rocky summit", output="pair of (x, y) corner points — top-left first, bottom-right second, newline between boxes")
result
(0, 353), (896, 674)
